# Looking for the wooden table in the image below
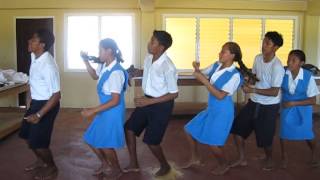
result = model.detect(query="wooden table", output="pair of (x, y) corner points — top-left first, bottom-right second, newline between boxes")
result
(0, 83), (29, 139)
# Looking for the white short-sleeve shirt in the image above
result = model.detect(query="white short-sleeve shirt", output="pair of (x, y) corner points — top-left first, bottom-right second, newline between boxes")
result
(29, 52), (60, 100)
(285, 68), (319, 97)
(250, 54), (285, 105)
(97, 60), (125, 95)
(142, 52), (178, 98)
(202, 62), (241, 96)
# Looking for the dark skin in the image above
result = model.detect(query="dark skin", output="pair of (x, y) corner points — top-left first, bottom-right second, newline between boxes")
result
(231, 37), (281, 170)
(124, 35), (178, 177)
(280, 53), (319, 168)
(24, 33), (60, 179)
(81, 47), (123, 178)
(242, 37), (281, 97)
(183, 44), (236, 175)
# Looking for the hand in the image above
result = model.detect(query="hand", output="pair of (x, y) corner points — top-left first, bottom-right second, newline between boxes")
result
(127, 65), (142, 78)
(192, 61), (200, 72)
(25, 114), (41, 124)
(193, 71), (206, 83)
(81, 108), (96, 118)
(283, 101), (295, 108)
(134, 97), (152, 107)
(242, 84), (254, 94)
(80, 51), (89, 61)
(126, 65), (142, 86)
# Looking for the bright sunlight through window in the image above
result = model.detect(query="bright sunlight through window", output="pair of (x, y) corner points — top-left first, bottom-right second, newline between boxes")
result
(66, 15), (134, 70)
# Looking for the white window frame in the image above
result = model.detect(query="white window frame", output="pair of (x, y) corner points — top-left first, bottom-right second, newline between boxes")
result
(163, 14), (300, 71)
(64, 13), (136, 72)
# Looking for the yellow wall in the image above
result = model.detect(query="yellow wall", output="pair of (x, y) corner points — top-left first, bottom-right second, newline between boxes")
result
(307, 0), (320, 16)
(304, 0), (320, 66)
(1, 0), (319, 107)
(303, 15), (320, 65)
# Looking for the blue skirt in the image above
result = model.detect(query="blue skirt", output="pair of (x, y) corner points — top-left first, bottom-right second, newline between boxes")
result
(185, 102), (234, 146)
(84, 110), (125, 149)
(280, 106), (314, 140)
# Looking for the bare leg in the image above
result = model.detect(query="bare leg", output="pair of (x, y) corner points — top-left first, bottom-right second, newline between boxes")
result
(123, 129), (139, 172)
(148, 144), (171, 177)
(24, 148), (45, 172)
(262, 146), (273, 171)
(230, 135), (247, 167)
(280, 139), (288, 169)
(210, 146), (230, 175)
(101, 149), (123, 179)
(182, 132), (201, 168)
(33, 148), (58, 180)
(306, 139), (319, 167)
(87, 145), (109, 175)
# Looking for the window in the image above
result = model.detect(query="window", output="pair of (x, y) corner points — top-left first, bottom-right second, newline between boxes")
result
(165, 18), (196, 70)
(65, 14), (134, 71)
(164, 15), (297, 69)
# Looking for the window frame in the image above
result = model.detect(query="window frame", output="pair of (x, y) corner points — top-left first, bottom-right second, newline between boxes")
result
(163, 14), (300, 71)
(64, 13), (136, 72)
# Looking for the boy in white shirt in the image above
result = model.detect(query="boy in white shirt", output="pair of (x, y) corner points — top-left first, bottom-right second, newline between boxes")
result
(230, 31), (285, 171)
(19, 29), (60, 179)
(124, 30), (178, 177)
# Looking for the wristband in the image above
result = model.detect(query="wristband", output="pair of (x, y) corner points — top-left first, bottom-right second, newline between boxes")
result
(36, 112), (41, 118)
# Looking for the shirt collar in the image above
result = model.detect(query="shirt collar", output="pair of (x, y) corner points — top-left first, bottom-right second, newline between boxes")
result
(150, 52), (167, 66)
(217, 61), (236, 72)
(105, 59), (117, 71)
(286, 68), (303, 80)
(31, 51), (49, 62)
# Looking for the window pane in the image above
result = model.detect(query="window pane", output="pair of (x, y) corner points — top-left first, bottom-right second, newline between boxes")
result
(165, 18), (196, 69)
(67, 16), (99, 69)
(101, 16), (133, 68)
(199, 18), (230, 68)
(265, 19), (294, 65)
(233, 19), (262, 68)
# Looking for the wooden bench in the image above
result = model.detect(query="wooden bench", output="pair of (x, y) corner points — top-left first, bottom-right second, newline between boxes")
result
(0, 83), (28, 139)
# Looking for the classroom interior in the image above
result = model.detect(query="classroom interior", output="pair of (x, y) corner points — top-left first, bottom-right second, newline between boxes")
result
(1, 0), (320, 179)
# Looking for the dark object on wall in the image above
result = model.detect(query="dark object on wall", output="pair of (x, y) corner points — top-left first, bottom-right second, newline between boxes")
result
(302, 64), (320, 75)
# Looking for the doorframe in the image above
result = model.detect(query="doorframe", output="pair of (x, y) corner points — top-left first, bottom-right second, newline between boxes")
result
(13, 16), (56, 70)
(13, 16), (55, 106)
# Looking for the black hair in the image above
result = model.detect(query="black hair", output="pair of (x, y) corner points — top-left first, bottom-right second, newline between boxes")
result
(289, 49), (306, 63)
(153, 30), (173, 51)
(225, 42), (259, 82)
(99, 38), (124, 63)
(35, 29), (55, 51)
(265, 31), (283, 47)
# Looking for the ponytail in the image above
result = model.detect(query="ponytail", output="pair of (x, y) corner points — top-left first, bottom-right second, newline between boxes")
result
(225, 42), (259, 83)
(115, 49), (124, 63)
(99, 38), (124, 63)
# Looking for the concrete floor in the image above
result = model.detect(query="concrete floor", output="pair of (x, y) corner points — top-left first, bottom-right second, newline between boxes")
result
(0, 108), (320, 180)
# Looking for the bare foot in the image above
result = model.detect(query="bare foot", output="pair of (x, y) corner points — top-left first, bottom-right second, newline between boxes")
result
(123, 163), (140, 173)
(229, 158), (248, 168)
(93, 164), (111, 176)
(262, 159), (273, 171)
(154, 164), (171, 177)
(181, 158), (203, 169)
(211, 165), (230, 176)
(103, 169), (123, 180)
(24, 160), (44, 172)
(34, 165), (58, 180)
